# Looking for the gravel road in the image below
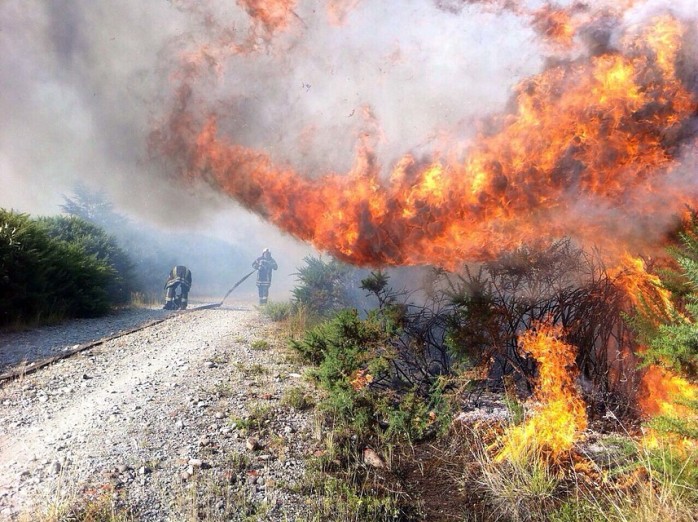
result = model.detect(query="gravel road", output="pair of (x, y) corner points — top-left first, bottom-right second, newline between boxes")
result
(0, 302), (318, 521)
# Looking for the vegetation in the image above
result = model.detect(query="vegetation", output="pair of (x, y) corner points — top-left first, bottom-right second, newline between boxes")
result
(38, 215), (135, 305)
(8, 202), (698, 519)
(291, 255), (367, 318)
(281, 235), (698, 520)
(0, 209), (119, 326)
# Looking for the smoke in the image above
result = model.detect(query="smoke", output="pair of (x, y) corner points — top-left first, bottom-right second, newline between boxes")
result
(2, 1), (696, 283)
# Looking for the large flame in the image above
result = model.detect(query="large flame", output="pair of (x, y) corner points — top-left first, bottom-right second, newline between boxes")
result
(497, 323), (587, 460)
(156, 12), (698, 269)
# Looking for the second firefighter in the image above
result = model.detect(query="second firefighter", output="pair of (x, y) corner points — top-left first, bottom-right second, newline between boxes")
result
(252, 248), (278, 305)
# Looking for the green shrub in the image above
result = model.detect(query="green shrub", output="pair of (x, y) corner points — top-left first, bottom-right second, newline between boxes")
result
(250, 339), (269, 350)
(0, 209), (115, 326)
(292, 256), (366, 317)
(281, 386), (315, 411)
(38, 215), (134, 305)
(261, 300), (294, 321)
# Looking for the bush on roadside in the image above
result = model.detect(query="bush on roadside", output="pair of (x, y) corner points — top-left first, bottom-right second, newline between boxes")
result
(38, 215), (134, 305)
(292, 256), (366, 317)
(0, 209), (117, 326)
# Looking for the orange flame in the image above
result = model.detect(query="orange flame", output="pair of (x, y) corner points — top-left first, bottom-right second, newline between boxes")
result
(610, 254), (675, 323)
(639, 365), (697, 418)
(156, 14), (698, 269)
(349, 368), (373, 391)
(610, 256), (697, 429)
(497, 323), (587, 460)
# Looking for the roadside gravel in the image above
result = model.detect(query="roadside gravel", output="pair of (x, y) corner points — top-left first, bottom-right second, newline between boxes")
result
(0, 301), (319, 521)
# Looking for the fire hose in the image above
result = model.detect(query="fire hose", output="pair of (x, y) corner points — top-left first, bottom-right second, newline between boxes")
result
(216, 269), (257, 306)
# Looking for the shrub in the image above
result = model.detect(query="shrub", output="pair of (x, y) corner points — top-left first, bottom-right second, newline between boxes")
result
(261, 301), (294, 322)
(38, 215), (134, 305)
(0, 209), (115, 326)
(281, 386), (315, 411)
(292, 256), (366, 317)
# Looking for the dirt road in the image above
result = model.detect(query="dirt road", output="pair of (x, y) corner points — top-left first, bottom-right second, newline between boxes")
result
(0, 303), (316, 521)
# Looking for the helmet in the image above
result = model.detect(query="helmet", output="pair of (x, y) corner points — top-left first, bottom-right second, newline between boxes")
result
(262, 248), (270, 256)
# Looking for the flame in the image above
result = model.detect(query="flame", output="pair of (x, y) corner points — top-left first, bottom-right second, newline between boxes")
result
(610, 254), (675, 323)
(531, 7), (576, 49)
(497, 323), (587, 460)
(327, 0), (362, 26)
(611, 256), (697, 431)
(640, 365), (697, 455)
(157, 13), (698, 269)
(639, 364), (697, 418)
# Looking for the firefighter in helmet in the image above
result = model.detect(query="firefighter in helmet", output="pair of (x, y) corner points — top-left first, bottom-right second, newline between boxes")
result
(252, 248), (278, 305)
(163, 265), (192, 310)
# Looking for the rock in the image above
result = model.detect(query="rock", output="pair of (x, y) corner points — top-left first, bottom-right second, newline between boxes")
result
(363, 447), (385, 469)
(214, 412), (224, 419)
(188, 458), (203, 468)
(180, 471), (191, 481)
(116, 464), (130, 473)
(205, 361), (216, 369)
(51, 461), (62, 475)
(246, 437), (260, 451)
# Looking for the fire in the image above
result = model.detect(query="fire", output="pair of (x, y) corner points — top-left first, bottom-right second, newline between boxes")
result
(349, 368), (373, 391)
(497, 323), (587, 460)
(610, 254), (675, 323)
(531, 6), (576, 49)
(157, 13), (698, 269)
(639, 365), (697, 455)
(639, 364), (697, 418)
(610, 255), (697, 440)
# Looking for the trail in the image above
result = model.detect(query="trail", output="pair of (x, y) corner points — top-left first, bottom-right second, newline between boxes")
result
(0, 303), (316, 521)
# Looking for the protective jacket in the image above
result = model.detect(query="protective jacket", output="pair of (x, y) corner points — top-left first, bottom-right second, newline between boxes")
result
(252, 256), (278, 286)
(163, 265), (192, 310)
(165, 265), (192, 291)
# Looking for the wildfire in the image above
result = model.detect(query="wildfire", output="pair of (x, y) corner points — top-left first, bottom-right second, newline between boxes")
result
(497, 323), (587, 460)
(157, 12), (698, 269)
(237, 0), (298, 34)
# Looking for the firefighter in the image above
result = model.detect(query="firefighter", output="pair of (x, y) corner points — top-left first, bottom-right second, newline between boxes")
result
(252, 248), (278, 305)
(163, 265), (192, 310)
